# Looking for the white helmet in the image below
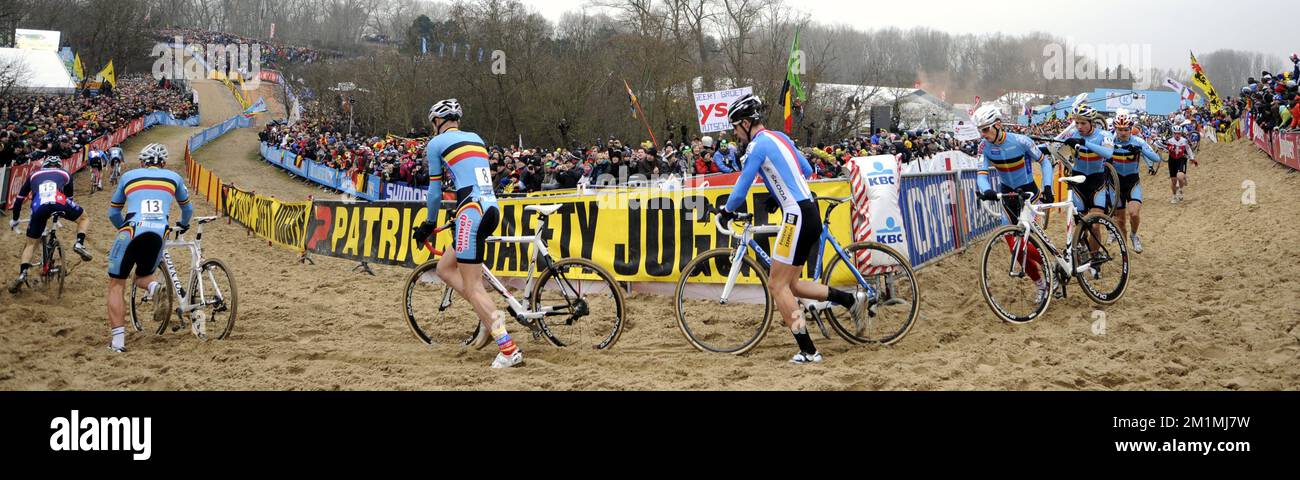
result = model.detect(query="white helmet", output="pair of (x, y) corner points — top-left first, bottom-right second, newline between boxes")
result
(139, 143), (168, 166)
(973, 105), (1002, 129)
(428, 98), (462, 122)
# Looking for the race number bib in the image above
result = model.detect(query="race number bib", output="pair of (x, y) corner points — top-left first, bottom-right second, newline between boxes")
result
(774, 213), (798, 259)
(474, 167), (493, 189)
(37, 181), (57, 205)
(139, 199), (165, 220)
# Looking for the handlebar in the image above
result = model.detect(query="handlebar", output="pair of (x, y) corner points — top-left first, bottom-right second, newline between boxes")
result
(419, 221), (456, 255)
(707, 206), (752, 239)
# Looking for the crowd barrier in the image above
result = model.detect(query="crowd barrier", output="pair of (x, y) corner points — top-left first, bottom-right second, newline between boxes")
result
(1241, 113), (1300, 171)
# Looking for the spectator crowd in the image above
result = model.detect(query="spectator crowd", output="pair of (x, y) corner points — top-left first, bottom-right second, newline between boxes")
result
(153, 28), (333, 69)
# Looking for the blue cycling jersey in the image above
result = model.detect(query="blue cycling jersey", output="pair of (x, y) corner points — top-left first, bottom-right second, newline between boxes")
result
(724, 128), (813, 212)
(108, 167), (194, 236)
(425, 128), (498, 216)
(976, 131), (1051, 192)
(1109, 134), (1161, 176)
(108, 147), (124, 160)
(1066, 127), (1114, 175)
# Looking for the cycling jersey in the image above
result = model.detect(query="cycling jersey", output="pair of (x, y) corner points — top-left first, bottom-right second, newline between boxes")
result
(1165, 136), (1195, 160)
(108, 167), (193, 236)
(107, 167), (194, 280)
(976, 131), (1051, 193)
(108, 147), (124, 162)
(723, 128), (813, 213)
(1109, 134), (1161, 176)
(1065, 128), (1114, 175)
(425, 128), (498, 216)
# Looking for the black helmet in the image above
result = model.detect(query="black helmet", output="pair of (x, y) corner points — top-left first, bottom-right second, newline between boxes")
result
(727, 94), (765, 124)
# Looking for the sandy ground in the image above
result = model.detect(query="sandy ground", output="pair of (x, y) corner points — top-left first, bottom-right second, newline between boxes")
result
(2, 81), (1298, 390)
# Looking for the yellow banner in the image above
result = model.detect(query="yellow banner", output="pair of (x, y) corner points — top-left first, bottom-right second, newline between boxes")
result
(304, 181), (857, 284)
(221, 186), (310, 252)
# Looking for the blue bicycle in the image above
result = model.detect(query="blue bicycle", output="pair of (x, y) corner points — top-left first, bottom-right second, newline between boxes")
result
(674, 197), (919, 354)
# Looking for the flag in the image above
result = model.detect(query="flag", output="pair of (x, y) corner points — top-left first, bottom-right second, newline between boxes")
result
(72, 53), (84, 81)
(96, 60), (115, 87)
(241, 97), (268, 117)
(352, 171), (369, 193)
(624, 79), (639, 119)
(1190, 51), (1223, 114)
(270, 23), (276, 40)
(779, 27), (807, 133)
(294, 154), (304, 170)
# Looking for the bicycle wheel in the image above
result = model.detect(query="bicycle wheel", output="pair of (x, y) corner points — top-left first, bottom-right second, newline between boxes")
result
(34, 239), (66, 299)
(189, 259), (237, 340)
(531, 258), (626, 350)
(979, 225), (1054, 324)
(401, 260), (489, 348)
(819, 242), (920, 345)
(1100, 163), (1120, 217)
(1072, 213), (1129, 305)
(130, 277), (174, 335)
(675, 248), (772, 354)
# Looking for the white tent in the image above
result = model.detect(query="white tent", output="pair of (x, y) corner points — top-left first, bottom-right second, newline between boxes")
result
(0, 47), (76, 95)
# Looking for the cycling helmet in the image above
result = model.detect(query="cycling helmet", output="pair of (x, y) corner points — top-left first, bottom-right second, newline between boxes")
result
(972, 105), (1003, 129)
(428, 99), (462, 122)
(139, 142), (168, 166)
(41, 155), (62, 169)
(1072, 103), (1098, 120)
(1113, 109), (1134, 130)
(727, 94), (765, 124)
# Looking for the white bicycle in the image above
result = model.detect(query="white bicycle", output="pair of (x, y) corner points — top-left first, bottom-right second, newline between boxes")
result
(978, 176), (1130, 324)
(129, 216), (238, 340)
(402, 204), (627, 350)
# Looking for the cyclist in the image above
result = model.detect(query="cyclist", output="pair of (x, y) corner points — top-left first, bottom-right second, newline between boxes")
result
(8, 155), (94, 294)
(1109, 110), (1162, 254)
(411, 99), (520, 369)
(107, 146), (125, 182)
(1060, 103), (1115, 218)
(716, 94), (867, 364)
(972, 105), (1054, 303)
(1163, 128), (1196, 203)
(87, 147), (105, 190)
(106, 143), (193, 353)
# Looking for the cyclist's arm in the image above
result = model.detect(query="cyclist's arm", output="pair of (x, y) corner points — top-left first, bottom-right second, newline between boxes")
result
(1083, 135), (1114, 159)
(423, 151), (443, 222)
(108, 185), (127, 228)
(795, 146), (814, 178)
(976, 143), (993, 192)
(723, 148), (764, 212)
(62, 174), (74, 198)
(1136, 139), (1161, 167)
(176, 178), (194, 226)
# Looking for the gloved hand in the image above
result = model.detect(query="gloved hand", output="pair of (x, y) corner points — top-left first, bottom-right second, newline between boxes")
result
(174, 222), (191, 235)
(978, 190), (999, 202)
(1063, 138), (1085, 148)
(718, 208), (738, 225)
(764, 195), (780, 214)
(412, 221), (437, 245)
(1040, 188), (1054, 204)
(1147, 164), (1156, 175)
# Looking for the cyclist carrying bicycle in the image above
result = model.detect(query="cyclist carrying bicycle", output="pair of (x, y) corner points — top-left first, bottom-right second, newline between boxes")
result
(108, 146), (125, 181)
(1108, 109), (1162, 253)
(1060, 104), (1115, 217)
(411, 99), (521, 369)
(717, 94), (867, 364)
(972, 105), (1054, 303)
(105, 143), (193, 353)
(8, 155), (94, 294)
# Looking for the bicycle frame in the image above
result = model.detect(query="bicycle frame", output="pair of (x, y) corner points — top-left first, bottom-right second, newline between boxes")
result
(427, 211), (578, 323)
(712, 208), (874, 313)
(995, 184), (1097, 283)
(159, 217), (225, 318)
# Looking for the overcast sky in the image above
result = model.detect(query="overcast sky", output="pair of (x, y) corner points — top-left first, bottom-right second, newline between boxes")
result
(527, 0), (1294, 71)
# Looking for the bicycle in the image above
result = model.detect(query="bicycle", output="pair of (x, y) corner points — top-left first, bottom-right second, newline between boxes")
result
(9, 211), (70, 298)
(128, 216), (238, 340)
(108, 160), (124, 186)
(403, 204), (626, 350)
(674, 198), (919, 355)
(977, 175), (1130, 324)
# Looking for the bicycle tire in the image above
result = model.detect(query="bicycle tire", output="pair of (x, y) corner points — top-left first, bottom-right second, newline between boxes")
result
(819, 241), (920, 345)
(979, 225), (1054, 324)
(1072, 213), (1129, 305)
(48, 239), (65, 299)
(189, 259), (237, 339)
(531, 257), (626, 350)
(401, 259), (488, 347)
(130, 276), (174, 335)
(674, 248), (773, 355)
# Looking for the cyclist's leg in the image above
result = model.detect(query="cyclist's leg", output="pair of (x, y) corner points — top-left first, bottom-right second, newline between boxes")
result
(1125, 175), (1143, 235)
(999, 185), (1044, 282)
(64, 202), (90, 251)
(453, 202), (516, 362)
(769, 201), (823, 360)
(107, 230), (161, 350)
(20, 205), (51, 267)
